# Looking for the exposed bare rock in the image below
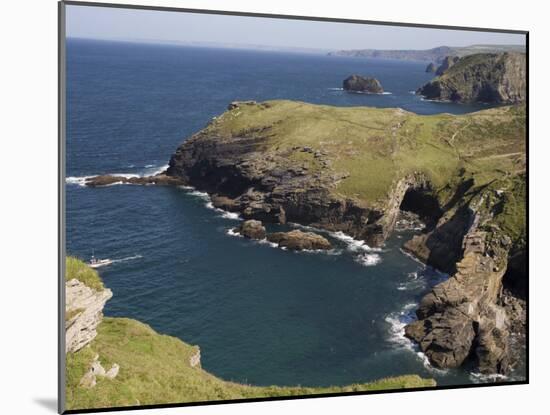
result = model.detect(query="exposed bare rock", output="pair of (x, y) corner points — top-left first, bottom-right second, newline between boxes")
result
(65, 279), (112, 353)
(211, 194), (240, 211)
(79, 354), (120, 388)
(343, 75), (384, 93)
(84, 173), (186, 187)
(267, 230), (331, 251)
(105, 363), (120, 379)
(425, 62), (437, 73)
(189, 347), (201, 368)
(435, 55), (460, 75)
(236, 219), (266, 240)
(418, 52), (526, 103)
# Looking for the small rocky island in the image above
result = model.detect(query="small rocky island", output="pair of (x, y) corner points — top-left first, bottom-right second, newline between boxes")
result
(343, 75), (384, 93)
(83, 99), (526, 378)
(235, 219), (332, 250)
(417, 52), (526, 103)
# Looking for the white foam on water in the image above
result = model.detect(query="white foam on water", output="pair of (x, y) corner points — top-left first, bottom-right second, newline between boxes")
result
(188, 190), (210, 200)
(327, 87), (344, 91)
(385, 302), (417, 350)
(257, 238), (279, 248)
(385, 302), (450, 374)
(345, 90), (393, 95)
(397, 271), (427, 291)
(355, 253), (382, 267)
(330, 231), (383, 253)
(147, 164), (169, 176)
(66, 176), (93, 187)
(220, 211), (241, 220)
(226, 228), (243, 238)
(144, 164), (154, 168)
(469, 372), (509, 384)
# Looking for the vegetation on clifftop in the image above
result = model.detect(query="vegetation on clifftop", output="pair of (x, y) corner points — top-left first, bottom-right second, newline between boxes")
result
(206, 100), (525, 221)
(65, 256), (103, 291)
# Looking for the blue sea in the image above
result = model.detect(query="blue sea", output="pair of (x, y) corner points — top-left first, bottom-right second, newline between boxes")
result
(65, 38), (514, 388)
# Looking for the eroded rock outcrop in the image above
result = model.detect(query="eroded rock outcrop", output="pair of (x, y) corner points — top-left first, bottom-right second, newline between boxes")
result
(343, 75), (384, 93)
(417, 52), (526, 103)
(267, 229), (331, 251)
(435, 55), (460, 76)
(85, 173), (186, 187)
(425, 63), (437, 73)
(236, 219), (266, 240)
(79, 354), (120, 388)
(403, 184), (525, 374)
(66, 278), (112, 353)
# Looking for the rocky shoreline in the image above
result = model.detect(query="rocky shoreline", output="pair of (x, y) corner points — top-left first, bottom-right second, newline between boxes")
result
(80, 99), (526, 377)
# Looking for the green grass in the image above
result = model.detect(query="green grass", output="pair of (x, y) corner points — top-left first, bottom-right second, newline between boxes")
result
(66, 256), (104, 291)
(65, 258), (436, 410)
(207, 100), (525, 208)
(66, 317), (435, 410)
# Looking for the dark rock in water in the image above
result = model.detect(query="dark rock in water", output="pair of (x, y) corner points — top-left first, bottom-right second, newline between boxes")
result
(84, 173), (185, 187)
(267, 230), (331, 251)
(435, 55), (460, 76)
(417, 52), (526, 103)
(342, 75), (384, 93)
(425, 63), (437, 73)
(405, 308), (476, 368)
(236, 220), (266, 240)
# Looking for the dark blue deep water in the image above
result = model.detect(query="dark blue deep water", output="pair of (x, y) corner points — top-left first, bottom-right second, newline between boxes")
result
(66, 38), (508, 388)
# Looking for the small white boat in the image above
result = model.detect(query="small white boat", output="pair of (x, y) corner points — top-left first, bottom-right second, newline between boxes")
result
(89, 255), (113, 268)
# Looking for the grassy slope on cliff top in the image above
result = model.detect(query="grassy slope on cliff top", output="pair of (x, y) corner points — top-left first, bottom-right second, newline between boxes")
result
(65, 257), (435, 410)
(205, 100), (526, 243)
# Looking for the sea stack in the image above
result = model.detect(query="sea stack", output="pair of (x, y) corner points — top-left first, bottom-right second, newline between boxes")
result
(343, 75), (384, 93)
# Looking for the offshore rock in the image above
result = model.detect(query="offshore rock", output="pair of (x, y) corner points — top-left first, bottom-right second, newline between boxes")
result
(267, 230), (331, 251)
(343, 75), (384, 93)
(84, 173), (186, 187)
(236, 219), (266, 240)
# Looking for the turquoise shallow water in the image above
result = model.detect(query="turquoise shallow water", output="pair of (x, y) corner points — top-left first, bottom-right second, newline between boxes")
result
(66, 38), (517, 387)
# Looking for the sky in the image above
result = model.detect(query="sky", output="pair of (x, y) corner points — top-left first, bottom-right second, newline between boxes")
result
(66, 5), (526, 51)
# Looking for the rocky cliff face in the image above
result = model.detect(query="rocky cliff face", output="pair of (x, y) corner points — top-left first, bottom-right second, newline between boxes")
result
(425, 63), (437, 73)
(435, 56), (460, 76)
(404, 189), (516, 372)
(417, 52), (526, 104)
(164, 100), (526, 376)
(65, 278), (112, 353)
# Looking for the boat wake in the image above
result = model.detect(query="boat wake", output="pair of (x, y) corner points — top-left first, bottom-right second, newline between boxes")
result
(111, 254), (143, 264)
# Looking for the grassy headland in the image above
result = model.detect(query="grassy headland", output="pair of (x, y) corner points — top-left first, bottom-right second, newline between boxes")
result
(65, 257), (435, 410)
